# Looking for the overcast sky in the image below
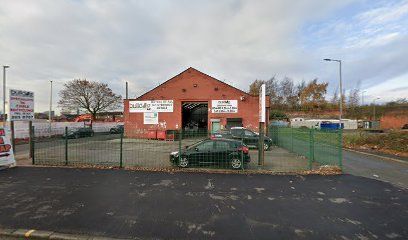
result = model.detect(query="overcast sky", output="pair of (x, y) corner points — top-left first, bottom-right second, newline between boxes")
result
(1, 0), (407, 113)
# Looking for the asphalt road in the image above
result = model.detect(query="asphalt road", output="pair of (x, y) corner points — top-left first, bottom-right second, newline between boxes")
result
(288, 136), (408, 189)
(0, 167), (407, 240)
(342, 150), (408, 189)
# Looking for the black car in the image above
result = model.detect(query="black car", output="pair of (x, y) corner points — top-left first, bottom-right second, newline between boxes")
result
(110, 125), (124, 134)
(212, 127), (273, 150)
(63, 127), (95, 139)
(170, 138), (250, 169)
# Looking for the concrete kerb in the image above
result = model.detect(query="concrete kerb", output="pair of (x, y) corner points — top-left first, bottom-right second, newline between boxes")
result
(8, 164), (343, 176)
(0, 228), (132, 240)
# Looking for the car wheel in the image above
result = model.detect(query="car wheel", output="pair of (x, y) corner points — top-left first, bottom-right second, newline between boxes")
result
(230, 158), (242, 169)
(179, 157), (189, 168)
(263, 142), (270, 151)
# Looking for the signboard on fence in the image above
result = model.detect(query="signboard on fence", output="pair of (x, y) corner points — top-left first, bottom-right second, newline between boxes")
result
(129, 100), (173, 113)
(143, 112), (158, 124)
(211, 100), (238, 113)
(0, 127), (15, 167)
(259, 84), (266, 123)
(9, 89), (34, 121)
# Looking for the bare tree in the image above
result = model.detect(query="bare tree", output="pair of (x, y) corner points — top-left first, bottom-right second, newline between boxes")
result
(348, 88), (360, 109)
(296, 80), (307, 109)
(279, 77), (297, 109)
(58, 79), (122, 120)
(248, 79), (265, 95)
(265, 75), (280, 107)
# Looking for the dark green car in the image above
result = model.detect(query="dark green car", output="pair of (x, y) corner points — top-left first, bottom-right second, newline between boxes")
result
(63, 127), (95, 139)
(170, 138), (250, 169)
(212, 127), (273, 151)
(109, 125), (124, 134)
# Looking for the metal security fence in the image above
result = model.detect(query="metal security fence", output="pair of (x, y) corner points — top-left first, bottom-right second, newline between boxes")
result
(31, 125), (342, 172)
(32, 127), (249, 170)
(269, 126), (342, 169)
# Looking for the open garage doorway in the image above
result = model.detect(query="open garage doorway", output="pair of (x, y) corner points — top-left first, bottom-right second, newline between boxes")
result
(182, 102), (208, 134)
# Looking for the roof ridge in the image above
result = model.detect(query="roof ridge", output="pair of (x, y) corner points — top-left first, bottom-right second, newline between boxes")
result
(136, 67), (251, 99)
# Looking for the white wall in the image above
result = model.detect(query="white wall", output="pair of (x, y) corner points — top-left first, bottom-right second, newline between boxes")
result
(10, 121), (122, 138)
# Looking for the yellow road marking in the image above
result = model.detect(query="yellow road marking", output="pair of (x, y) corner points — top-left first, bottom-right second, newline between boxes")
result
(25, 229), (36, 237)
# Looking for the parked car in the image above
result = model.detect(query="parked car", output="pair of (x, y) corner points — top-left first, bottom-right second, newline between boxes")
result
(63, 127), (95, 139)
(170, 138), (250, 169)
(110, 125), (124, 134)
(211, 127), (273, 150)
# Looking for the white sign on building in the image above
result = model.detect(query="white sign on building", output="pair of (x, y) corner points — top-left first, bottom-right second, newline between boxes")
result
(0, 127), (15, 167)
(129, 100), (173, 113)
(143, 112), (159, 124)
(211, 100), (238, 113)
(9, 89), (34, 121)
(259, 84), (266, 123)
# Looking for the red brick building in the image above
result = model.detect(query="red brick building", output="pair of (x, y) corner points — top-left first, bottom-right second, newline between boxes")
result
(123, 68), (269, 136)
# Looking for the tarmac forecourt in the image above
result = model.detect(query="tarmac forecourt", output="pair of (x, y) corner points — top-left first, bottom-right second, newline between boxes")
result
(0, 167), (406, 240)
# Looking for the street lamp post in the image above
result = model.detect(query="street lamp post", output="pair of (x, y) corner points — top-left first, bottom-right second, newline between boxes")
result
(2, 65), (10, 126)
(49, 80), (53, 134)
(324, 59), (343, 128)
(362, 90), (367, 106)
(373, 97), (380, 121)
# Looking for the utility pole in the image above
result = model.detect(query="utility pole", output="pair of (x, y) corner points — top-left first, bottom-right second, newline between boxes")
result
(49, 80), (53, 134)
(2, 65), (10, 126)
(373, 97), (380, 121)
(125, 81), (128, 99)
(361, 90), (366, 106)
(324, 59), (343, 128)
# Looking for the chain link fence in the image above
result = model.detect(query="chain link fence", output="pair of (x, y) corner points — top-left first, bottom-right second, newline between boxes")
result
(269, 126), (342, 170)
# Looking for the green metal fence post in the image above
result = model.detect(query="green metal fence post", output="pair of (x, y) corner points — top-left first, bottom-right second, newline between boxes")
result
(30, 125), (35, 165)
(338, 129), (343, 171)
(178, 129), (182, 166)
(308, 128), (314, 170)
(291, 127), (294, 152)
(65, 126), (68, 165)
(241, 136), (244, 170)
(119, 131), (123, 168)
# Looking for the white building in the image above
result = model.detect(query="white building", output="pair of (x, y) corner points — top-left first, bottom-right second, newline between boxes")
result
(290, 118), (358, 130)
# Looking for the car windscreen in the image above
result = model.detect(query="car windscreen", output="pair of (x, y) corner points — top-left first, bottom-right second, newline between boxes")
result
(186, 139), (207, 150)
(231, 129), (242, 136)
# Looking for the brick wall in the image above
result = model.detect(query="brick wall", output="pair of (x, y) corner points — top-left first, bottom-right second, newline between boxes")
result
(124, 68), (269, 136)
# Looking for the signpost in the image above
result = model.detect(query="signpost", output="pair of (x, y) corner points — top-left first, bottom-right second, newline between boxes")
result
(9, 89), (35, 156)
(9, 89), (34, 121)
(0, 127), (15, 168)
(258, 84), (266, 166)
(211, 100), (238, 113)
